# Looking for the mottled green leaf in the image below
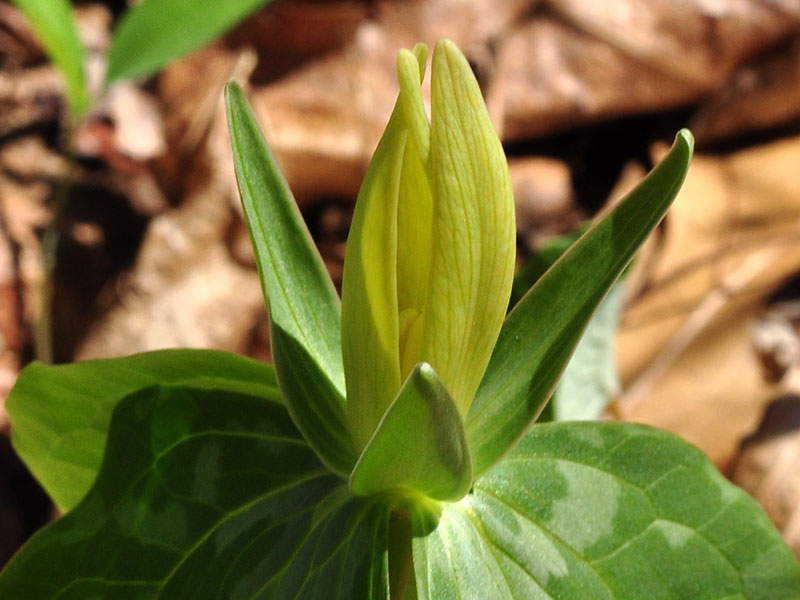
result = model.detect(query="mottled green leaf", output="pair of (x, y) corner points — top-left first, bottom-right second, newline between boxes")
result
(468, 130), (693, 476)
(7, 349), (278, 511)
(413, 422), (800, 599)
(226, 83), (356, 476)
(350, 363), (471, 502)
(12, 0), (88, 116)
(0, 386), (390, 599)
(106, 0), (272, 83)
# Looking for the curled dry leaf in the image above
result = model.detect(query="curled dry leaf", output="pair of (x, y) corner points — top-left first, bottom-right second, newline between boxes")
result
(75, 107), (264, 360)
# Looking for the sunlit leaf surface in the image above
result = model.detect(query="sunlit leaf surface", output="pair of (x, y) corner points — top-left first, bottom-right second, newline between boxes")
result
(413, 422), (800, 599)
(0, 386), (390, 599)
(7, 349), (278, 511)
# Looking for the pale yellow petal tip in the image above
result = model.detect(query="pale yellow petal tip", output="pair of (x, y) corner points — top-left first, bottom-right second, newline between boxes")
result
(397, 47), (432, 165)
(412, 43), (428, 76)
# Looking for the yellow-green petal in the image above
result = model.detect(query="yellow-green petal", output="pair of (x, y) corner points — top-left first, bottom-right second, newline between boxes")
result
(419, 39), (516, 415)
(341, 109), (405, 450)
(342, 44), (430, 450)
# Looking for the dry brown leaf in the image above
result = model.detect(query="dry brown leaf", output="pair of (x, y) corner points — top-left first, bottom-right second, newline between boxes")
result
(75, 110), (264, 359)
(617, 134), (800, 469)
(693, 36), (800, 142)
(733, 396), (800, 557)
(510, 156), (575, 248)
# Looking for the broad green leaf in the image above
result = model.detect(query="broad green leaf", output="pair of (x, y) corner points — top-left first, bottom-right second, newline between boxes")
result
(412, 422), (800, 599)
(350, 363), (471, 502)
(226, 82), (356, 476)
(6, 348), (278, 512)
(106, 0), (272, 84)
(0, 385), (391, 599)
(467, 130), (694, 476)
(415, 39), (516, 416)
(12, 0), (89, 116)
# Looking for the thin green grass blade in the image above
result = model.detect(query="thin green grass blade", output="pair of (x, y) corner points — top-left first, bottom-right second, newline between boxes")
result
(467, 130), (694, 476)
(12, 0), (88, 116)
(106, 0), (272, 83)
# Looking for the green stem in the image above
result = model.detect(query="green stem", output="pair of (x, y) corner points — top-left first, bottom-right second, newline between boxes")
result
(34, 143), (76, 364)
(388, 508), (417, 600)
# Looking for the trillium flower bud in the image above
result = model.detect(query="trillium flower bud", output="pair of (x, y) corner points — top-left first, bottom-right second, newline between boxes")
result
(342, 39), (515, 450)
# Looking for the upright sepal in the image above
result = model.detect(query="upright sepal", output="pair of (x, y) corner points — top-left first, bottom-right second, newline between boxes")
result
(350, 363), (472, 502)
(226, 83), (356, 475)
(467, 130), (694, 476)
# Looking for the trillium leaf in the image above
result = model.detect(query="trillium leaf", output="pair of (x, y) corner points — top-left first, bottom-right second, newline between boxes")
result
(418, 39), (516, 415)
(106, 0), (272, 83)
(0, 385), (391, 599)
(6, 348), (278, 512)
(467, 130), (694, 476)
(226, 83), (356, 476)
(412, 422), (800, 599)
(12, 0), (89, 116)
(350, 363), (471, 502)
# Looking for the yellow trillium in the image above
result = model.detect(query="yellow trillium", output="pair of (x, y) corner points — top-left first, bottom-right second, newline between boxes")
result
(342, 39), (515, 450)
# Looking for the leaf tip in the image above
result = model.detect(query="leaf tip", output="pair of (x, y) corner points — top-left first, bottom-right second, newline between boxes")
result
(676, 128), (695, 156)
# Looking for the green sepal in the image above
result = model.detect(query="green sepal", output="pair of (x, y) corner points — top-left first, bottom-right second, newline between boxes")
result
(467, 130), (694, 476)
(226, 83), (356, 476)
(350, 363), (472, 502)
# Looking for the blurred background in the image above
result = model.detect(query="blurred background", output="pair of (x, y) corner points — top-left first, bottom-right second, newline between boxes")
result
(1, 0), (800, 567)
